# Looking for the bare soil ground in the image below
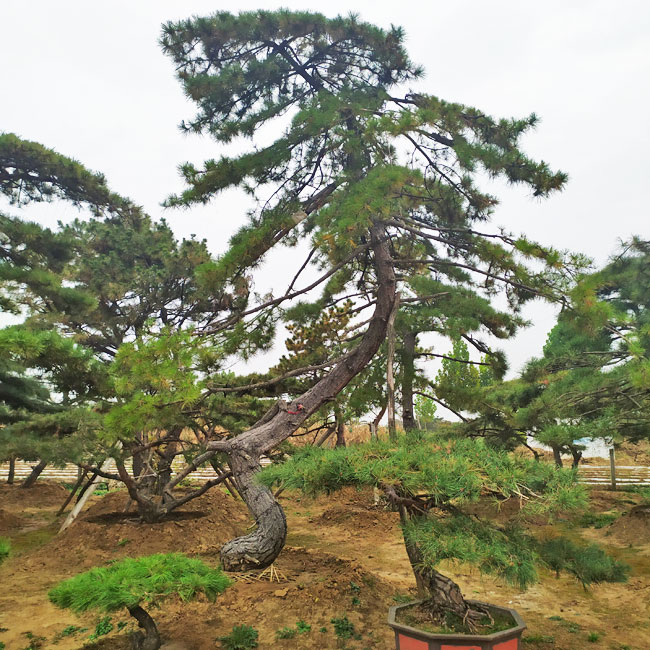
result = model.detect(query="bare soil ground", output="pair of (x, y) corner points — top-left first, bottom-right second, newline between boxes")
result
(0, 481), (649, 649)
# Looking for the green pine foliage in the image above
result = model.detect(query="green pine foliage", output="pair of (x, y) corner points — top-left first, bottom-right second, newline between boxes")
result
(49, 554), (231, 614)
(538, 538), (628, 588)
(403, 516), (537, 590)
(469, 239), (650, 457)
(259, 431), (586, 589)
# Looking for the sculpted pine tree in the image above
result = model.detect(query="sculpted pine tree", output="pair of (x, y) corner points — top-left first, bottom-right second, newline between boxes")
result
(161, 10), (574, 570)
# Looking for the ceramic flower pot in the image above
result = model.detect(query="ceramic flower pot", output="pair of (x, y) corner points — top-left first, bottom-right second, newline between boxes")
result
(388, 599), (526, 650)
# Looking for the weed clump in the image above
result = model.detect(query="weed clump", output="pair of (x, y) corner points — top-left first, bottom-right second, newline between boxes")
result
(218, 624), (259, 649)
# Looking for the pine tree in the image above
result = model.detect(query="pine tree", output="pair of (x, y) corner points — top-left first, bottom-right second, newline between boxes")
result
(258, 430), (625, 629)
(160, 9), (574, 570)
(1, 135), (269, 509)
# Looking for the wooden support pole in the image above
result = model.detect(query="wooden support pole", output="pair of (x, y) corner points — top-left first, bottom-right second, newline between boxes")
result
(609, 448), (617, 491)
(56, 469), (88, 516)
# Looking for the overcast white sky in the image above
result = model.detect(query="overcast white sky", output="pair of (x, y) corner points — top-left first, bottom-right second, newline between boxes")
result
(1, 0), (649, 391)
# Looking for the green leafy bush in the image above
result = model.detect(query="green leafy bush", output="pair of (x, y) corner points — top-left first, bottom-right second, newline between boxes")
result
(331, 616), (357, 640)
(88, 616), (113, 641)
(295, 621), (311, 634)
(218, 624), (259, 649)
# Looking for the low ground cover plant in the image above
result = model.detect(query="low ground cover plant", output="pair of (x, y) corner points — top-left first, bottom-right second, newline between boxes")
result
(218, 624), (259, 650)
(49, 553), (231, 650)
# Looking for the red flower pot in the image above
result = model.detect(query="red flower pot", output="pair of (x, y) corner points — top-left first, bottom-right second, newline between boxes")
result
(388, 599), (526, 650)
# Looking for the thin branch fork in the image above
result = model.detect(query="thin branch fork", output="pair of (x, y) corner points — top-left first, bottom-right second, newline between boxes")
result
(413, 390), (468, 422)
(419, 352), (491, 366)
(201, 240), (373, 335)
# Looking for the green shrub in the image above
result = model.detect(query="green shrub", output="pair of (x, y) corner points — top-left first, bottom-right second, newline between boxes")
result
(331, 616), (357, 640)
(88, 616), (113, 641)
(296, 621), (311, 634)
(587, 631), (601, 642)
(218, 624), (259, 649)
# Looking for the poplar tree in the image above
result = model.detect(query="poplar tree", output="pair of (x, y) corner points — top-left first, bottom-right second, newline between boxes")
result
(160, 9), (574, 570)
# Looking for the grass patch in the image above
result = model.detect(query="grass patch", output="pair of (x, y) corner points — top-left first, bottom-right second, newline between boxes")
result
(218, 625), (258, 649)
(578, 511), (620, 529)
(522, 633), (555, 644)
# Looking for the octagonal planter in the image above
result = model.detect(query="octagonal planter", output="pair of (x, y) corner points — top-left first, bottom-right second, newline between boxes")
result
(388, 599), (526, 650)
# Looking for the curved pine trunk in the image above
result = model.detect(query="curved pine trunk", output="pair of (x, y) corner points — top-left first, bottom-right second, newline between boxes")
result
(217, 222), (397, 571)
(220, 449), (287, 571)
(128, 605), (161, 650)
(21, 459), (47, 488)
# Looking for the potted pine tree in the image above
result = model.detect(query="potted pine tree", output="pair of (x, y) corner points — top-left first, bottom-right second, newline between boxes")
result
(259, 431), (627, 649)
(49, 553), (231, 650)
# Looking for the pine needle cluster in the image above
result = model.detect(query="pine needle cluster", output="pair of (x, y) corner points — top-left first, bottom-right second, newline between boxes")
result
(48, 553), (231, 613)
(259, 431), (588, 590)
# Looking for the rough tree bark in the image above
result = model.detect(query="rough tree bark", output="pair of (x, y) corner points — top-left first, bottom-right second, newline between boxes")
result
(220, 448), (287, 571)
(21, 459), (47, 488)
(399, 507), (485, 628)
(386, 293), (400, 441)
(128, 605), (161, 650)
(401, 329), (417, 431)
(569, 445), (583, 468)
(212, 222), (397, 570)
(334, 406), (347, 447)
(551, 445), (563, 468)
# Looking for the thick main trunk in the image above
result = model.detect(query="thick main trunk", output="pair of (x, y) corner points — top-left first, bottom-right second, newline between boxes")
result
(220, 449), (287, 571)
(128, 605), (161, 650)
(7, 456), (15, 484)
(569, 446), (582, 468)
(551, 445), (563, 468)
(400, 510), (485, 628)
(334, 407), (346, 447)
(401, 329), (417, 431)
(21, 459), (47, 488)
(386, 294), (400, 441)
(213, 222), (397, 571)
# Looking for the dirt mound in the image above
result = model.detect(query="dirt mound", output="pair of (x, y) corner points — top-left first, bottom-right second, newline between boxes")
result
(316, 503), (396, 533)
(157, 546), (399, 649)
(609, 504), (650, 545)
(0, 508), (25, 533)
(26, 488), (251, 572)
(0, 481), (69, 510)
